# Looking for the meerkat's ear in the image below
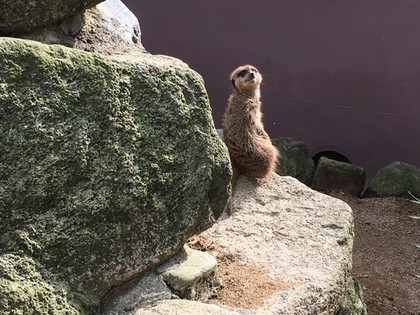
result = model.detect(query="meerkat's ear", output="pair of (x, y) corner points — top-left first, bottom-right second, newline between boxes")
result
(231, 78), (236, 88)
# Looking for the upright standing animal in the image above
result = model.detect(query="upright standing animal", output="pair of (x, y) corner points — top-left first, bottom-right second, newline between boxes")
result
(223, 65), (279, 186)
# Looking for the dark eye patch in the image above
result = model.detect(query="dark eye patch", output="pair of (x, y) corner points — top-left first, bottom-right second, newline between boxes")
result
(237, 70), (248, 77)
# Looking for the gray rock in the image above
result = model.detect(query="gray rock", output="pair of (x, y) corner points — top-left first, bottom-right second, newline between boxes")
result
(0, 0), (103, 35)
(312, 157), (366, 196)
(201, 174), (354, 314)
(271, 137), (315, 186)
(158, 246), (221, 299)
(14, 0), (145, 55)
(73, 0), (146, 54)
(364, 161), (420, 198)
(101, 271), (172, 315)
(136, 300), (241, 315)
(0, 38), (231, 314)
(102, 246), (223, 314)
(134, 174), (355, 314)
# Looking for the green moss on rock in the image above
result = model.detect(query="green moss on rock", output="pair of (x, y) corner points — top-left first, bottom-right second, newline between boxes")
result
(0, 38), (231, 314)
(0, 254), (79, 315)
(338, 277), (368, 315)
(364, 161), (420, 198)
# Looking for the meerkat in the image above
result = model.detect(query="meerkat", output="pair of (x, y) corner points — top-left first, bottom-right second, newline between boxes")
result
(223, 65), (279, 187)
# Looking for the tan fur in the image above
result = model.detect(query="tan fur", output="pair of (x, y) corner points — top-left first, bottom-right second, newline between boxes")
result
(223, 65), (279, 183)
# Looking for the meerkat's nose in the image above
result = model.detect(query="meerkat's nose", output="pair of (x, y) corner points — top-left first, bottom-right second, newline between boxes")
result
(249, 72), (255, 78)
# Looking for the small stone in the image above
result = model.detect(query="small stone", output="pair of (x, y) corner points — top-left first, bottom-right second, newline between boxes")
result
(158, 246), (222, 298)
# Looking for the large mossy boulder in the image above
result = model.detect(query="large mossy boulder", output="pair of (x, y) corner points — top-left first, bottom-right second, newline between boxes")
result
(0, 38), (231, 314)
(363, 161), (420, 198)
(271, 137), (315, 186)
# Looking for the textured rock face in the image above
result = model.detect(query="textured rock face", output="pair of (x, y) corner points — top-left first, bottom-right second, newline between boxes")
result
(131, 174), (355, 314)
(312, 157), (366, 196)
(0, 0), (103, 35)
(101, 271), (172, 314)
(202, 174), (354, 315)
(271, 137), (315, 186)
(16, 0), (146, 55)
(364, 161), (420, 198)
(139, 300), (241, 315)
(74, 0), (145, 54)
(2, 0), (145, 55)
(102, 245), (224, 314)
(0, 254), (80, 314)
(0, 38), (230, 314)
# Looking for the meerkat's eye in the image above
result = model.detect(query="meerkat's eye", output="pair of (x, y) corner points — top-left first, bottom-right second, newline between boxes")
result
(237, 70), (248, 77)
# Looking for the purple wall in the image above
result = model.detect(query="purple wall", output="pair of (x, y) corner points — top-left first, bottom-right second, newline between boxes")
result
(125, 1), (420, 179)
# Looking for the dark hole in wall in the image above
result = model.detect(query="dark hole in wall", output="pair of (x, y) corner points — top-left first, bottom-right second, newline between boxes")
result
(312, 151), (351, 166)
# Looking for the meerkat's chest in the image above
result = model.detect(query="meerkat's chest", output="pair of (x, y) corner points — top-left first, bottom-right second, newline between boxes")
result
(241, 102), (261, 122)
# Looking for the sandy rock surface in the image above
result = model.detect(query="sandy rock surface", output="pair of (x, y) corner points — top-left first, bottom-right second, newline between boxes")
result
(137, 174), (354, 315)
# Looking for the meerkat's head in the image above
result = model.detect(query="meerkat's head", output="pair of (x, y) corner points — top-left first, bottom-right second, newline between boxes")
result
(230, 65), (262, 97)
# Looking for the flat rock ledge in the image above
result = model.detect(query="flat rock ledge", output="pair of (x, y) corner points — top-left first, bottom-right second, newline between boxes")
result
(115, 174), (356, 315)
